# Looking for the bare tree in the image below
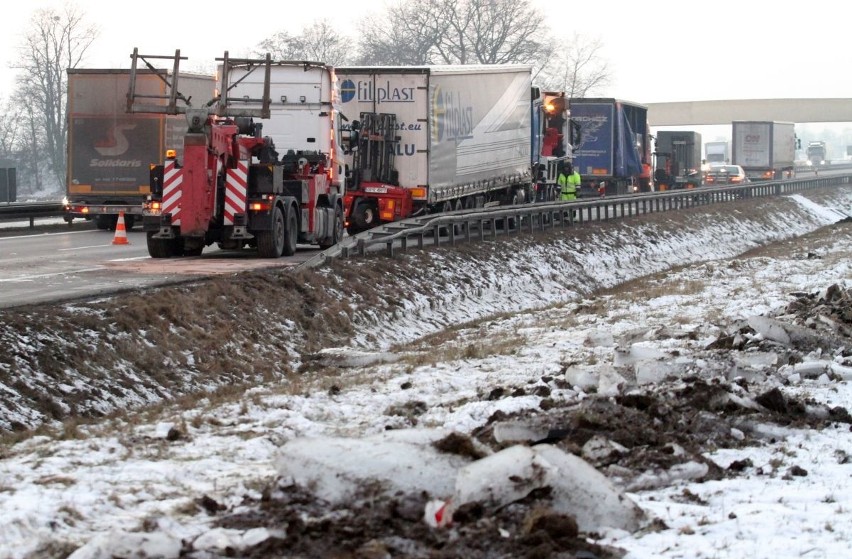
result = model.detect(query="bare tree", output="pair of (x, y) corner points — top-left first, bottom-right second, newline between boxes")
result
(356, 0), (448, 65)
(257, 21), (352, 66)
(352, 1), (609, 98)
(536, 33), (610, 98)
(449, 0), (548, 64)
(12, 5), (97, 192)
(355, 0), (548, 66)
(15, 94), (45, 195)
(0, 98), (20, 161)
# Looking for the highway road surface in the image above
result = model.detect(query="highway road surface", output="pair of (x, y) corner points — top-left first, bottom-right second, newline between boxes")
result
(0, 226), (319, 309)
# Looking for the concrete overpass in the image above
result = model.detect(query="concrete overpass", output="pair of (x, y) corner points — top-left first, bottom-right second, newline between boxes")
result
(646, 98), (852, 126)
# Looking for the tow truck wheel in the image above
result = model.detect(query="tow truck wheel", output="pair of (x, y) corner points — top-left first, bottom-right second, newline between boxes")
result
(319, 205), (343, 250)
(282, 205), (298, 257)
(182, 239), (204, 257)
(257, 205), (286, 258)
(146, 232), (175, 258)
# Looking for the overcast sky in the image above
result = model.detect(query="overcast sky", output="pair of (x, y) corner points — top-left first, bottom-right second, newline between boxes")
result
(2, 0), (850, 106)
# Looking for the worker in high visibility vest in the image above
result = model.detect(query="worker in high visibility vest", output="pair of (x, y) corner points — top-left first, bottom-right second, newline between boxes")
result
(558, 164), (580, 201)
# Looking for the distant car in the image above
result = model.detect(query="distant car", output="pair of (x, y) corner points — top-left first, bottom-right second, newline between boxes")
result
(704, 164), (749, 185)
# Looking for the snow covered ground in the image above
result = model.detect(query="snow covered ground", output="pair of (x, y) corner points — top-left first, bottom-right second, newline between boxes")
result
(0, 189), (850, 558)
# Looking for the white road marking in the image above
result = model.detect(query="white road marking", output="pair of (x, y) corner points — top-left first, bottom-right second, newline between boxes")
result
(58, 244), (113, 251)
(0, 230), (96, 241)
(0, 267), (104, 282)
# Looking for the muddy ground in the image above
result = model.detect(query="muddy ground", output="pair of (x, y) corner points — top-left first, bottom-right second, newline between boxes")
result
(210, 214), (851, 558)
(203, 247), (852, 559)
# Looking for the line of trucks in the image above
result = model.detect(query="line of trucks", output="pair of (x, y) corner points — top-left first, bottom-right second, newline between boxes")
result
(651, 121), (798, 188)
(66, 53), (582, 254)
(62, 50), (800, 258)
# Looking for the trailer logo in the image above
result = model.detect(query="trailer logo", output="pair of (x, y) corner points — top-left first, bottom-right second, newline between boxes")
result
(340, 79), (415, 104)
(88, 159), (143, 167)
(340, 79), (357, 103)
(745, 134), (761, 144)
(432, 86), (473, 142)
(573, 115), (607, 151)
(94, 123), (136, 156)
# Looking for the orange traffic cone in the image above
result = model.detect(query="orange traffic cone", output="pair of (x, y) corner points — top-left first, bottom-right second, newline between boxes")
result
(112, 212), (130, 245)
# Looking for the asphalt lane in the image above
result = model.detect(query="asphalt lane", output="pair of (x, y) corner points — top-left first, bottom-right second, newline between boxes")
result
(0, 227), (317, 309)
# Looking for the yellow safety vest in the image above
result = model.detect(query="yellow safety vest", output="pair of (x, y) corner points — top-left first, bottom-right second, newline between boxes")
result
(558, 173), (577, 200)
(569, 171), (581, 187)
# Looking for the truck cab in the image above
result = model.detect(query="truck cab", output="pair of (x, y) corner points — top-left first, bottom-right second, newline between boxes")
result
(127, 50), (345, 258)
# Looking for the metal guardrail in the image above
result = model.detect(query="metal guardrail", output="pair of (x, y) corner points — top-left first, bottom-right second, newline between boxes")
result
(3, 175), (850, 261)
(301, 174), (851, 268)
(0, 202), (65, 226)
(795, 162), (852, 173)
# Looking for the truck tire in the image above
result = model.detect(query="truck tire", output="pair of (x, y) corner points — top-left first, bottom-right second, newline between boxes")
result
(349, 201), (378, 235)
(95, 214), (113, 230)
(257, 205), (286, 258)
(452, 199), (466, 237)
(319, 205), (343, 250)
(434, 201), (454, 237)
(182, 239), (204, 257)
(507, 189), (525, 230)
(147, 232), (176, 258)
(282, 205), (298, 257)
